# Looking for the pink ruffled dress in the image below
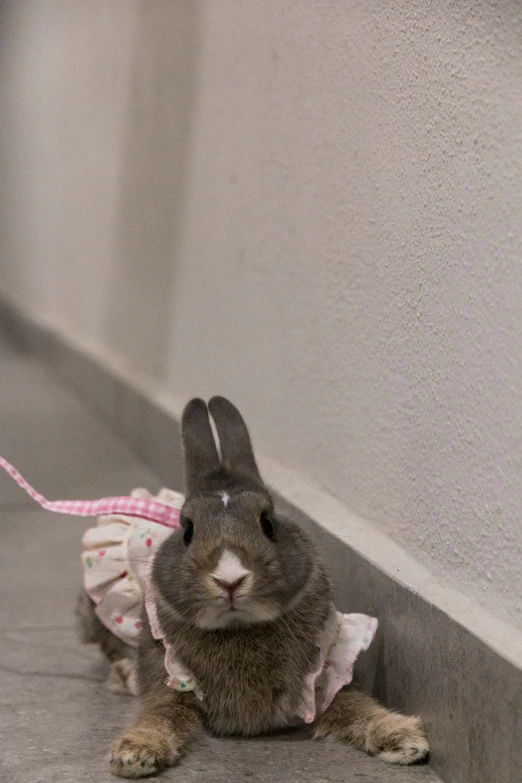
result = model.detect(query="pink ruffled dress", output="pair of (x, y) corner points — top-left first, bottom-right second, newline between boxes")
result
(81, 487), (184, 647)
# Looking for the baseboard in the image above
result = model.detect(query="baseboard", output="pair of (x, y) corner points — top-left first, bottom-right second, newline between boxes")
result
(1, 296), (521, 783)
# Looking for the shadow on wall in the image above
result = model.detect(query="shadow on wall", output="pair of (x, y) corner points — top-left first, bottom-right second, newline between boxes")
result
(103, 0), (200, 383)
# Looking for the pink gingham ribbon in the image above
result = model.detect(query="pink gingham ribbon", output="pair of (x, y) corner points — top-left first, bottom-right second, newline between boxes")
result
(0, 456), (181, 529)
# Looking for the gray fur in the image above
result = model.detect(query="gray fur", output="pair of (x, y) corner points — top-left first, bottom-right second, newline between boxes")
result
(143, 396), (332, 734)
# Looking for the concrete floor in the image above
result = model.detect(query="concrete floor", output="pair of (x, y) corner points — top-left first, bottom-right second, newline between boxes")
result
(0, 336), (442, 783)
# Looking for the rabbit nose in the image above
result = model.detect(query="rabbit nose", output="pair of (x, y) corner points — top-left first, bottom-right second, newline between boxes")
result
(212, 575), (246, 596)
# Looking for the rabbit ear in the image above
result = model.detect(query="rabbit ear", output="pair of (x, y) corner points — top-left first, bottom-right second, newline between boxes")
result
(182, 398), (220, 493)
(208, 396), (262, 482)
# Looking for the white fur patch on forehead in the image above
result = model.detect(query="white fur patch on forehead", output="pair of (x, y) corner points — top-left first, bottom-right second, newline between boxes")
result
(212, 550), (251, 585)
(218, 490), (230, 507)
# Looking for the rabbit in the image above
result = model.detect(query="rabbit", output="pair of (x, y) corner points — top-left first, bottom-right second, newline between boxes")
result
(108, 396), (429, 777)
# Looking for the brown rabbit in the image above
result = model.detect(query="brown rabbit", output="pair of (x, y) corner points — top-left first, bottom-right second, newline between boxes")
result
(106, 397), (428, 777)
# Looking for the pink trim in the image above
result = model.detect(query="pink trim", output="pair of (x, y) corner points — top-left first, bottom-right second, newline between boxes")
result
(0, 456), (181, 529)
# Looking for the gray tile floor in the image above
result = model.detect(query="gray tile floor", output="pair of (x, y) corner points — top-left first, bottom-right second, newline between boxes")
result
(0, 335), (442, 782)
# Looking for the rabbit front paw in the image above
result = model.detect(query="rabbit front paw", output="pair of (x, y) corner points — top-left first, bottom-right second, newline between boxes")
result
(366, 712), (429, 765)
(109, 728), (180, 778)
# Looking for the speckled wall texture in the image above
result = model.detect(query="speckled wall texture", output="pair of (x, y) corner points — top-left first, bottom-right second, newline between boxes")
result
(1, 2), (521, 630)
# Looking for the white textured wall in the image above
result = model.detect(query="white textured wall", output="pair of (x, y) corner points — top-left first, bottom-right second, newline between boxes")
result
(1, 1), (521, 630)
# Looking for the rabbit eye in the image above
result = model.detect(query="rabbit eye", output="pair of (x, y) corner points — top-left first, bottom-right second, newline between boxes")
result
(183, 519), (194, 546)
(260, 513), (275, 540)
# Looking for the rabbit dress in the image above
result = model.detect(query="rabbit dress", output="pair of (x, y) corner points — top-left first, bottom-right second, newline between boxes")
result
(82, 487), (378, 724)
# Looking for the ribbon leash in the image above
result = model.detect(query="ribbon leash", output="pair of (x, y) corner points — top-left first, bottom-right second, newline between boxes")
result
(0, 456), (181, 529)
